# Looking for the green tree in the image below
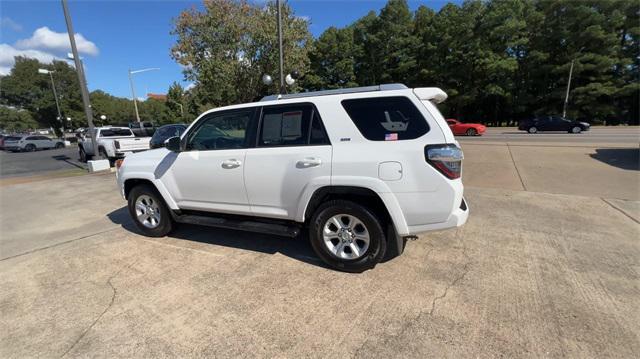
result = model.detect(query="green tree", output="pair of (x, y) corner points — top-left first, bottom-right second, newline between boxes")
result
(304, 26), (358, 90)
(171, 0), (312, 106)
(0, 106), (38, 132)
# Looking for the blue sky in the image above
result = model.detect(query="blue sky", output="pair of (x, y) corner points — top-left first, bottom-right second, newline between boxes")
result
(1, 0), (454, 99)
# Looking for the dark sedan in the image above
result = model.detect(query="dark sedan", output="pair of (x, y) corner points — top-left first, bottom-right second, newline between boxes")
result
(518, 115), (590, 134)
(149, 124), (187, 149)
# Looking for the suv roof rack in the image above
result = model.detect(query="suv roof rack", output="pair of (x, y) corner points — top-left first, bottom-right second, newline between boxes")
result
(260, 83), (408, 102)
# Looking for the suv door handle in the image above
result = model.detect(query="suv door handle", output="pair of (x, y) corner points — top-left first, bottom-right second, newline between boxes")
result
(222, 159), (242, 169)
(297, 157), (322, 168)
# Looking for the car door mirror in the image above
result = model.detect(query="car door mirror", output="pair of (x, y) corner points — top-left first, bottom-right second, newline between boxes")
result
(165, 136), (181, 152)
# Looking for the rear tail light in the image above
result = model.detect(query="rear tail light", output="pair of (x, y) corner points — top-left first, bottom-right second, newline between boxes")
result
(425, 144), (463, 179)
(115, 158), (124, 169)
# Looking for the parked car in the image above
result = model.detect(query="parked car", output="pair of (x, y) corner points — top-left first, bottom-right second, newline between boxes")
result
(129, 121), (157, 137)
(116, 84), (468, 272)
(78, 126), (151, 163)
(3, 134), (65, 152)
(446, 119), (486, 136)
(0, 134), (6, 149)
(149, 124), (187, 149)
(518, 115), (590, 134)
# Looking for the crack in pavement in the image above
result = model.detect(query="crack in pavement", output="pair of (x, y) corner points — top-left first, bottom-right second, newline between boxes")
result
(428, 233), (471, 316)
(59, 259), (137, 358)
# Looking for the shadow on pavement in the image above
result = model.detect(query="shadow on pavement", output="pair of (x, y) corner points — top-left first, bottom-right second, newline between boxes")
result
(589, 148), (639, 171)
(106, 206), (327, 269)
(52, 154), (86, 170)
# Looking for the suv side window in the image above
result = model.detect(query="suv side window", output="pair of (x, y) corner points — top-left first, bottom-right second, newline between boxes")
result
(26, 136), (37, 140)
(258, 104), (327, 147)
(187, 110), (252, 151)
(341, 96), (429, 141)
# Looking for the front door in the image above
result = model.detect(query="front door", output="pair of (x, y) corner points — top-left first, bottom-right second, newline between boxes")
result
(166, 108), (257, 214)
(244, 104), (332, 220)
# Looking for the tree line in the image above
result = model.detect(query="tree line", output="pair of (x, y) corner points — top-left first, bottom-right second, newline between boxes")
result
(1, 0), (637, 132)
(0, 58), (192, 133)
(174, 0), (639, 125)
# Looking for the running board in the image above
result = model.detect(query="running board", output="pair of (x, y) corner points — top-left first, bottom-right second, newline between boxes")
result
(174, 214), (301, 238)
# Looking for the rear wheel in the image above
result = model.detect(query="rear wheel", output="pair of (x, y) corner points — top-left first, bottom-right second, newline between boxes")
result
(466, 128), (477, 136)
(309, 200), (386, 272)
(79, 147), (89, 162)
(528, 126), (538, 134)
(55, 142), (64, 149)
(570, 126), (582, 134)
(24, 144), (36, 152)
(128, 184), (173, 237)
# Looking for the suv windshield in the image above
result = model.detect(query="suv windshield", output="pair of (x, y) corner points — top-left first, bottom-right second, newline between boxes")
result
(100, 129), (133, 137)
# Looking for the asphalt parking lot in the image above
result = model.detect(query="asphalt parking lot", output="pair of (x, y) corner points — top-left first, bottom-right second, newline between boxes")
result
(0, 145), (86, 179)
(0, 127), (638, 357)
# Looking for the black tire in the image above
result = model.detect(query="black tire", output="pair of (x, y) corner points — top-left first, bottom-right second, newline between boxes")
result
(127, 184), (174, 237)
(98, 148), (114, 166)
(528, 126), (538, 134)
(309, 200), (386, 273)
(79, 147), (90, 162)
(466, 128), (477, 136)
(55, 142), (64, 149)
(570, 126), (582, 134)
(25, 144), (36, 152)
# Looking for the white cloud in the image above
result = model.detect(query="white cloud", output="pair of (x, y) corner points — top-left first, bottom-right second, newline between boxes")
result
(296, 15), (310, 22)
(0, 44), (61, 76)
(15, 26), (99, 56)
(1, 17), (23, 32)
(185, 83), (196, 91)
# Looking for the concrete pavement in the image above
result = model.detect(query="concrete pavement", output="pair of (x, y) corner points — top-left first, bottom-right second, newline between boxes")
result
(0, 133), (639, 357)
(0, 174), (638, 357)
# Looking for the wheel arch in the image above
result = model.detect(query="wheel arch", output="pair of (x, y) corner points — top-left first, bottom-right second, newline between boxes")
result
(122, 176), (179, 210)
(302, 185), (408, 234)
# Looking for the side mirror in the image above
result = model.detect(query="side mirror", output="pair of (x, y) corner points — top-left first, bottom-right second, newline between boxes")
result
(165, 136), (181, 152)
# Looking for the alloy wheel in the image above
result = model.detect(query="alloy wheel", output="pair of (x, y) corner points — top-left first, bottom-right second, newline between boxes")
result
(323, 214), (370, 260)
(135, 195), (161, 229)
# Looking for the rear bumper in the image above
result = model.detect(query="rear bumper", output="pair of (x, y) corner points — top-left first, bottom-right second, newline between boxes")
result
(406, 197), (469, 235)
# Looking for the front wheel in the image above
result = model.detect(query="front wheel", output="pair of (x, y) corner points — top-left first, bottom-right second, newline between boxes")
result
(24, 144), (36, 152)
(79, 147), (91, 162)
(127, 184), (173, 237)
(55, 142), (64, 149)
(570, 126), (582, 134)
(309, 200), (386, 273)
(528, 126), (538, 134)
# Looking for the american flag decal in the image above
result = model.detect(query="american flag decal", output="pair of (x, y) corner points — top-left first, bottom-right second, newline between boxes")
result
(385, 133), (398, 141)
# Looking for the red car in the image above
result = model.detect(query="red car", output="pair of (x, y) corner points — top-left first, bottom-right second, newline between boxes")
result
(446, 119), (486, 136)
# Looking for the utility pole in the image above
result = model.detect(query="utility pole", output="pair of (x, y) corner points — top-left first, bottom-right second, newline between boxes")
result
(38, 69), (63, 134)
(61, 0), (101, 159)
(276, 0), (284, 94)
(562, 59), (575, 118)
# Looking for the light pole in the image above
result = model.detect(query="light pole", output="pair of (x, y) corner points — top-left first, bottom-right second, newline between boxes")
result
(176, 103), (184, 116)
(128, 67), (159, 122)
(276, 0), (284, 94)
(562, 47), (585, 118)
(38, 68), (63, 135)
(61, 0), (101, 159)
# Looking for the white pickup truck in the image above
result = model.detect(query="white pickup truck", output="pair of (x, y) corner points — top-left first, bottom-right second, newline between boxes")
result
(79, 126), (151, 163)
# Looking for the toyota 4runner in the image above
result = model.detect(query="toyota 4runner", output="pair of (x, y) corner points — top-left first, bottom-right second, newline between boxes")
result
(116, 84), (468, 272)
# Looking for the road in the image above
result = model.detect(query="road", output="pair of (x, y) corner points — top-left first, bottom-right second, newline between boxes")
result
(0, 146), (86, 178)
(457, 126), (640, 146)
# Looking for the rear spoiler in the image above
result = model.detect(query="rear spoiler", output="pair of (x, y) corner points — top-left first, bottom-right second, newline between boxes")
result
(413, 88), (448, 104)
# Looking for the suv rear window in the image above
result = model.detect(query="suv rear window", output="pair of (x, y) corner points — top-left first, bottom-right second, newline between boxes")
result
(341, 96), (429, 141)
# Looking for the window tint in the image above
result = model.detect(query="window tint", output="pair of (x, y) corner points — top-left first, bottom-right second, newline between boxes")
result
(101, 129), (133, 137)
(341, 96), (429, 141)
(4, 136), (21, 141)
(187, 110), (251, 150)
(309, 112), (330, 145)
(38, 136), (51, 140)
(26, 136), (37, 140)
(259, 105), (312, 147)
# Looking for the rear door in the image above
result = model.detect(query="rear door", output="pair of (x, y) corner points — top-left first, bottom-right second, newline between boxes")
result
(37, 136), (53, 148)
(244, 103), (332, 219)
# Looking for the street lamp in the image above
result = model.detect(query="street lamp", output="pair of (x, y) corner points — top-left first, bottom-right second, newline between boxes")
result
(562, 46), (585, 118)
(38, 68), (63, 135)
(128, 67), (160, 122)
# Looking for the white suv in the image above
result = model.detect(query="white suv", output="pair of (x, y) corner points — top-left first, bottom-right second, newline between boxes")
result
(116, 84), (468, 272)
